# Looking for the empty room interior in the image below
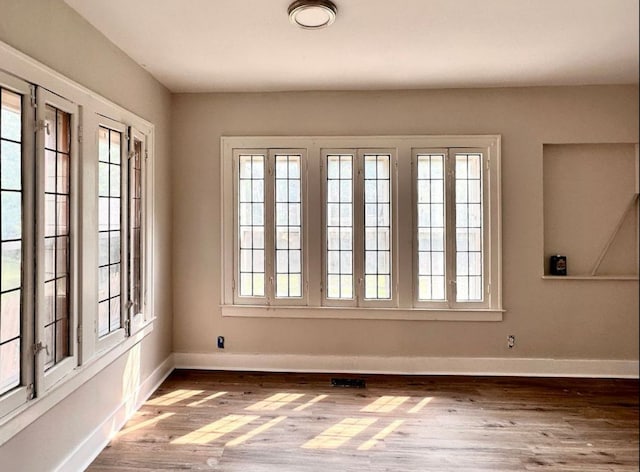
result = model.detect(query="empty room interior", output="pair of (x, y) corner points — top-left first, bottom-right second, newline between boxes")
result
(0, 0), (638, 470)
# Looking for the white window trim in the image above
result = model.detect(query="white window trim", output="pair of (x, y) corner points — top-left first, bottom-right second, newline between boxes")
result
(93, 115), (128, 354)
(0, 70), (34, 419)
(232, 149), (309, 306)
(0, 39), (156, 431)
(34, 88), (80, 392)
(320, 148), (399, 308)
(221, 135), (503, 321)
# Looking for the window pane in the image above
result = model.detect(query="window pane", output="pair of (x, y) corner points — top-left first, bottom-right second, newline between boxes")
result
(326, 155), (353, 299)
(0, 290), (20, 343)
(40, 105), (71, 369)
(1, 88), (24, 394)
(1, 90), (21, 142)
(1, 141), (21, 190)
(238, 155), (265, 297)
(1, 191), (21, 240)
(416, 154), (446, 301)
(110, 296), (121, 331)
(1, 241), (21, 292)
(0, 339), (20, 395)
(98, 127), (125, 337)
(275, 155), (303, 298)
(455, 153), (483, 302)
(363, 155), (391, 300)
(98, 301), (109, 337)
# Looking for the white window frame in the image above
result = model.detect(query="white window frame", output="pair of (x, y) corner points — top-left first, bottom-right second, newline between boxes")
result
(320, 148), (398, 308)
(232, 149), (309, 306)
(93, 115), (128, 353)
(412, 147), (495, 310)
(127, 126), (152, 335)
(0, 70), (35, 419)
(221, 135), (502, 321)
(0, 38), (155, 438)
(34, 88), (80, 392)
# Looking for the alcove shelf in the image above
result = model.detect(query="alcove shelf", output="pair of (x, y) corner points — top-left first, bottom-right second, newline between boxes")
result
(542, 142), (639, 279)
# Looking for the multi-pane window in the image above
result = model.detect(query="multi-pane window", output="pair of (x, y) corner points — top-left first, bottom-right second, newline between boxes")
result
(238, 154), (265, 298)
(416, 153), (446, 301)
(275, 154), (302, 298)
(98, 127), (122, 337)
(223, 136), (500, 316)
(42, 105), (71, 370)
(455, 153), (483, 302)
(0, 49), (155, 422)
(326, 154), (353, 299)
(363, 154), (392, 300)
(0, 88), (22, 395)
(235, 151), (306, 303)
(323, 151), (394, 305)
(415, 149), (486, 306)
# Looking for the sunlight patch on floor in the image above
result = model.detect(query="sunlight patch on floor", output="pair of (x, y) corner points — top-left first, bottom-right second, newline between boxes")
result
(171, 414), (260, 445)
(361, 396), (410, 413)
(226, 416), (288, 447)
(245, 392), (305, 411)
(146, 389), (204, 406)
(188, 391), (228, 407)
(116, 412), (175, 438)
(408, 397), (433, 413)
(357, 420), (404, 450)
(293, 394), (328, 411)
(302, 418), (377, 449)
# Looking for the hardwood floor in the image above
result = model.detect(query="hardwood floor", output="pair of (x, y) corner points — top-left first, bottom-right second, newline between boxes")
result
(88, 370), (639, 471)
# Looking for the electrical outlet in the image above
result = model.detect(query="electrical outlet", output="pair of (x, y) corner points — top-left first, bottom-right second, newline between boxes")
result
(217, 336), (225, 349)
(507, 335), (515, 349)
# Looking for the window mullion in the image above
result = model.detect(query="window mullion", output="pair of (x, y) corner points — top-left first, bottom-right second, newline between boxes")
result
(353, 150), (364, 305)
(444, 150), (456, 307)
(265, 152), (276, 305)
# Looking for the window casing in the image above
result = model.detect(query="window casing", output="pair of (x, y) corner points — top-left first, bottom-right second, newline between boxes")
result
(221, 136), (502, 320)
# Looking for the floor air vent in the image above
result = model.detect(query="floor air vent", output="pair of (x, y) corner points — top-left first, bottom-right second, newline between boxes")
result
(331, 378), (366, 388)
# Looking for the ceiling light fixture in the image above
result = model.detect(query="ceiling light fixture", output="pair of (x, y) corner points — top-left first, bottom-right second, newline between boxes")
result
(288, 0), (337, 30)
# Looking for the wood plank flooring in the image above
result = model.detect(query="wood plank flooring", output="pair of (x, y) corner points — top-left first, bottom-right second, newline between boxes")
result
(88, 370), (639, 471)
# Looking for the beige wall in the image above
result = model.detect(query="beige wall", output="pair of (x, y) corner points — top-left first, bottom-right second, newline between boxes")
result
(172, 85), (638, 361)
(0, 0), (172, 469)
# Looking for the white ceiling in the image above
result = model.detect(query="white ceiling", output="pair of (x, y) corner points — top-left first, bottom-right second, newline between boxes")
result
(64, 0), (639, 93)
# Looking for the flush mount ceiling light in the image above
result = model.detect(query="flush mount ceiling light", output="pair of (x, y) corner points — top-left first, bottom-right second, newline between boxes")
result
(288, 0), (337, 30)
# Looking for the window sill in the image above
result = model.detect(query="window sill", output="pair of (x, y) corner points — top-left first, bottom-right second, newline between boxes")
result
(221, 305), (504, 321)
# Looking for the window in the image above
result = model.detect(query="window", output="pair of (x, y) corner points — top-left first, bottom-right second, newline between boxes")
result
(414, 149), (490, 308)
(127, 128), (149, 333)
(0, 42), (155, 425)
(96, 121), (150, 348)
(0, 85), (26, 400)
(221, 136), (501, 321)
(41, 104), (72, 371)
(98, 126), (123, 337)
(322, 150), (396, 307)
(233, 149), (306, 305)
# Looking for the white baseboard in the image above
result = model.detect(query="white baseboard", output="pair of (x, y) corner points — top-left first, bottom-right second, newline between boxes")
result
(56, 354), (175, 472)
(174, 352), (639, 378)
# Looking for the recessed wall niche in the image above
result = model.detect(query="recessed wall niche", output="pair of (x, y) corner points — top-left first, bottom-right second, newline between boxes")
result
(543, 143), (639, 278)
